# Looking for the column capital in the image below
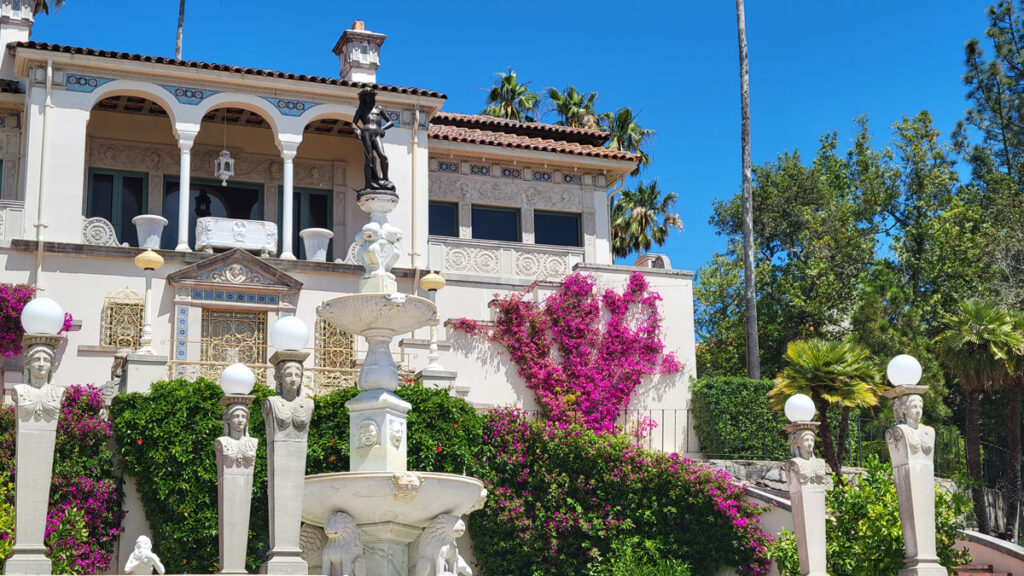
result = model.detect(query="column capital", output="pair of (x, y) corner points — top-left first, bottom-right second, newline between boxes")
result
(279, 134), (302, 158)
(281, 149), (297, 162)
(174, 123), (200, 148)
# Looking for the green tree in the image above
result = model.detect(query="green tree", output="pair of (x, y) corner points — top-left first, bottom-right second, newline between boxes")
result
(481, 68), (540, 123)
(935, 300), (1018, 535)
(545, 86), (599, 129)
(768, 339), (884, 475)
(735, 0), (760, 379)
(33, 0), (64, 14)
(610, 180), (682, 259)
(601, 107), (654, 176)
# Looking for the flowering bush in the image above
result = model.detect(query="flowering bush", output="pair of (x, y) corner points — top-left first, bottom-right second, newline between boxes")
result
(0, 385), (124, 574)
(0, 283), (34, 357)
(471, 409), (773, 576)
(454, 272), (681, 432)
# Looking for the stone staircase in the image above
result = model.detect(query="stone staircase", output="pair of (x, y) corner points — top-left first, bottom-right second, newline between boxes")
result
(957, 565), (1013, 576)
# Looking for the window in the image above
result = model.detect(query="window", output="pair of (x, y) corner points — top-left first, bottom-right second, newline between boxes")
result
(534, 211), (582, 247)
(201, 309), (267, 381)
(100, 289), (144, 349)
(429, 201), (458, 237)
(161, 178), (263, 250)
(471, 205), (520, 242)
(279, 187), (334, 260)
(88, 169), (148, 247)
(313, 317), (356, 391)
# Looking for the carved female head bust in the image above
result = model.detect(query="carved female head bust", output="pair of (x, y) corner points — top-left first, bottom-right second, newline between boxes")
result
(274, 360), (304, 400)
(22, 343), (55, 387)
(788, 429), (817, 460)
(893, 394), (924, 429)
(359, 420), (379, 448)
(223, 404), (250, 439)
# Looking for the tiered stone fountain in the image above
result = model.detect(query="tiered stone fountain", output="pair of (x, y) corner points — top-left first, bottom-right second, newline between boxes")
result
(301, 93), (485, 576)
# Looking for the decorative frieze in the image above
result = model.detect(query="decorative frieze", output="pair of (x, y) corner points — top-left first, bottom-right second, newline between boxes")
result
(429, 238), (582, 281)
(65, 73), (113, 93)
(428, 173), (584, 211)
(262, 97), (321, 117)
(160, 84), (221, 105)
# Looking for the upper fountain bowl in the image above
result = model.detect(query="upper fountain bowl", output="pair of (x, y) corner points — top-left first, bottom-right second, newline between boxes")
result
(317, 293), (436, 337)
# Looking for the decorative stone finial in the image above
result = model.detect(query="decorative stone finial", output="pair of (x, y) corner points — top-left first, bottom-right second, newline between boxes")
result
(332, 24), (386, 83)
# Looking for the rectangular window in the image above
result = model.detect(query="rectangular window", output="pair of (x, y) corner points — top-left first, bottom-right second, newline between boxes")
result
(534, 211), (582, 247)
(278, 187), (334, 260)
(429, 201), (458, 237)
(88, 168), (148, 247)
(471, 205), (520, 242)
(161, 178), (263, 250)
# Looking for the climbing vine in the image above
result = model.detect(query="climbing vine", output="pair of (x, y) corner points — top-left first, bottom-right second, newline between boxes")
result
(454, 272), (680, 432)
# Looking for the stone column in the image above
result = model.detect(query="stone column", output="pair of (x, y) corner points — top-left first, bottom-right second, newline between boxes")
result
(884, 385), (945, 576)
(216, 394), (257, 574)
(175, 130), (198, 252)
(279, 145), (298, 260)
(782, 421), (829, 576)
(5, 334), (65, 575)
(262, 350), (313, 574)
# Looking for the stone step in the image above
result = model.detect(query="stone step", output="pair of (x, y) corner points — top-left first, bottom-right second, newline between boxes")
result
(955, 564), (1012, 576)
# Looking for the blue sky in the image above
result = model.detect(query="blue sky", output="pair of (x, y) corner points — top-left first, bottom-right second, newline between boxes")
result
(33, 1), (993, 273)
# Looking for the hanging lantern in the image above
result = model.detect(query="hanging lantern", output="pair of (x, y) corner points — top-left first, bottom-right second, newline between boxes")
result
(214, 149), (235, 186)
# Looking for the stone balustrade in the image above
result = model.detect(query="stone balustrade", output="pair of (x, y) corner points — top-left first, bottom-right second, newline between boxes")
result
(426, 237), (583, 282)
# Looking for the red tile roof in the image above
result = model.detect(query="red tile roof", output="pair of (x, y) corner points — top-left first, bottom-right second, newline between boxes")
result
(10, 42), (447, 99)
(431, 112), (609, 146)
(428, 123), (639, 163)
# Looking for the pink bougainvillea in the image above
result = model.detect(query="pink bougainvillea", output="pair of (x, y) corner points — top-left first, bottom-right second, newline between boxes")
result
(454, 272), (681, 433)
(0, 283), (34, 358)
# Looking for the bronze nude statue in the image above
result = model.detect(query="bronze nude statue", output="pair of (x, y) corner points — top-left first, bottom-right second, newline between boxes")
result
(352, 88), (395, 195)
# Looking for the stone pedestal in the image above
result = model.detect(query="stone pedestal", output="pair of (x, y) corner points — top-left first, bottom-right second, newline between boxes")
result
(347, 389), (411, 473)
(416, 369), (458, 391)
(217, 395), (257, 575)
(783, 422), (828, 576)
(884, 385), (946, 576)
(122, 354), (168, 395)
(361, 522), (419, 576)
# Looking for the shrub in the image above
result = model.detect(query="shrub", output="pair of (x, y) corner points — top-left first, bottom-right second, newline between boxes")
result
(0, 283), (34, 357)
(773, 456), (971, 576)
(111, 379), (485, 573)
(470, 408), (773, 576)
(0, 385), (124, 574)
(690, 377), (788, 460)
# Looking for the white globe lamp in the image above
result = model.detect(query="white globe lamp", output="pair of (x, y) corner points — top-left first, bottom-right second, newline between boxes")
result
(784, 394), (816, 423)
(220, 363), (256, 396)
(270, 316), (309, 352)
(21, 297), (65, 335)
(887, 354), (922, 387)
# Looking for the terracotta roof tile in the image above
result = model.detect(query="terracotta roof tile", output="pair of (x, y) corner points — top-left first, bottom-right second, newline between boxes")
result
(431, 111), (609, 146)
(428, 123), (638, 163)
(10, 42), (446, 99)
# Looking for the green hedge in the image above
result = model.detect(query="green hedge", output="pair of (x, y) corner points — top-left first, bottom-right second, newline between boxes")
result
(690, 377), (789, 460)
(111, 379), (485, 573)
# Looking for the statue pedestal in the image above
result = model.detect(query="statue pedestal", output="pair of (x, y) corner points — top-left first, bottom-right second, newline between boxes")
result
(6, 407), (62, 575)
(787, 473), (828, 576)
(361, 522), (419, 576)
(122, 354), (168, 395)
(263, 436), (309, 575)
(416, 369), (458, 391)
(218, 465), (255, 574)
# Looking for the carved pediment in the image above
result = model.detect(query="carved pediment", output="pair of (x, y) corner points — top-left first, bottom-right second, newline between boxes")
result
(167, 249), (303, 291)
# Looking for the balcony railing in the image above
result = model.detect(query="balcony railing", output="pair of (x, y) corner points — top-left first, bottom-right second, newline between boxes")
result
(428, 236), (584, 282)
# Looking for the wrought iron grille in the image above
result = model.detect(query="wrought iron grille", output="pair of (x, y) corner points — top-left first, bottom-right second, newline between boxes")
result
(201, 309), (267, 370)
(313, 317), (356, 389)
(101, 290), (144, 349)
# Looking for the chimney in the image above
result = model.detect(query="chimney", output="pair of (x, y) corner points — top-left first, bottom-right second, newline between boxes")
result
(0, 0), (33, 80)
(332, 20), (387, 84)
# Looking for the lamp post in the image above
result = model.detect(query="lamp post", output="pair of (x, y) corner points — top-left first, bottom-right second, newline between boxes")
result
(216, 363), (257, 574)
(134, 249), (164, 355)
(884, 354), (945, 576)
(419, 271), (445, 371)
(782, 393), (828, 576)
(263, 316), (314, 574)
(5, 297), (66, 575)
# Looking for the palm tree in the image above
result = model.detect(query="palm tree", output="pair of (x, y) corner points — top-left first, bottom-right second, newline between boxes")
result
(481, 69), (540, 123)
(546, 86), (599, 129)
(736, 0), (760, 380)
(935, 300), (1019, 535)
(176, 0), (186, 60)
(33, 0), (64, 15)
(768, 339), (883, 476)
(1004, 312), (1024, 542)
(601, 107), (654, 176)
(610, 180), (682, 259)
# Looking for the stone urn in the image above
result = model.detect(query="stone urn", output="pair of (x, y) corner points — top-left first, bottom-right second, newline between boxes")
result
(299, 228), (334, 262)
(131, 215), (168, 250)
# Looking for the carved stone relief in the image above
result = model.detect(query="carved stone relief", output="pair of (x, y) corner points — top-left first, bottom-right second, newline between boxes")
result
(82, 216), (124, 246)
(428, 173), (584, 211)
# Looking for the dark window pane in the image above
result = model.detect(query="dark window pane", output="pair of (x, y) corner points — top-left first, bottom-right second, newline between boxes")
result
(307, 194), (330, 229)
(120, 176), (145, 246)
(89, 173), (115, 221)
(429, 202), (458, 237)
(535, 211), (581, 247)
(472, 206), (520, 242)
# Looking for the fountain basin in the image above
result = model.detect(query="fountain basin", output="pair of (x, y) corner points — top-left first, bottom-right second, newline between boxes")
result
(302, 471), (486, 528)
(317, 293), (436, 337)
